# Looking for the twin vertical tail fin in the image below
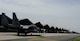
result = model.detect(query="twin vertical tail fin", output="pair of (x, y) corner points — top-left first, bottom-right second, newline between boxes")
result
(1, 12), (20, 28)
(12, 12), (20, 27)
(1, 13), (9, 26)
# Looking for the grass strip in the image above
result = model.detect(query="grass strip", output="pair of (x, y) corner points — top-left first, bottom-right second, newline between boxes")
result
(68, 36), (80, 41)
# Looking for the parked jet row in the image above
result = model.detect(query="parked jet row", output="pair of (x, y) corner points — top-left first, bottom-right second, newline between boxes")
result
(0, 12), (79, 34)
(0, 12), (39, 35)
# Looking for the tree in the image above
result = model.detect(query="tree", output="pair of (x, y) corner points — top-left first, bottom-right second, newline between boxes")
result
(49, 26), (55, 33)
(55, 27), (59, 33)
(19, 19), (33, 25)
(44, 24), (50, 33)
(34, 22), (43, 33)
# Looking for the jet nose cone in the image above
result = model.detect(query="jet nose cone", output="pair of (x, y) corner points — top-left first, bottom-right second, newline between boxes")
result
(28, 26), (38, 32)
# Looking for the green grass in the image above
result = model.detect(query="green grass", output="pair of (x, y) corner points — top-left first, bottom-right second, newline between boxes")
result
(69, 36), (80, 41)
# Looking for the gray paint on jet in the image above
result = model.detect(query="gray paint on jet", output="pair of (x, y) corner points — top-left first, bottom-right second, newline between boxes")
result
(12, 13), (20, 27)
(1, 13), (9, 26)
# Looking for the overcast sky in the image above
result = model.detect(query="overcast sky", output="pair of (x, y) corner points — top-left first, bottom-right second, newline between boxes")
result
(0, 0), (80, 33)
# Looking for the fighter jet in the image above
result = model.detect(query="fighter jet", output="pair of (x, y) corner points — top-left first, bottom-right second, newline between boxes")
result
(12, 13), (39, 35)
(0, 12), (39, 35)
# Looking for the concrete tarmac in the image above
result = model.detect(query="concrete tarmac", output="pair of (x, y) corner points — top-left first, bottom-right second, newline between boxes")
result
(46, 35), (79, 41)
(0, 32), (79, 41)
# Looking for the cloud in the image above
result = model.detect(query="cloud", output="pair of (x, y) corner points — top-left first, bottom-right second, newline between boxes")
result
(0, 0), (80, 32)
